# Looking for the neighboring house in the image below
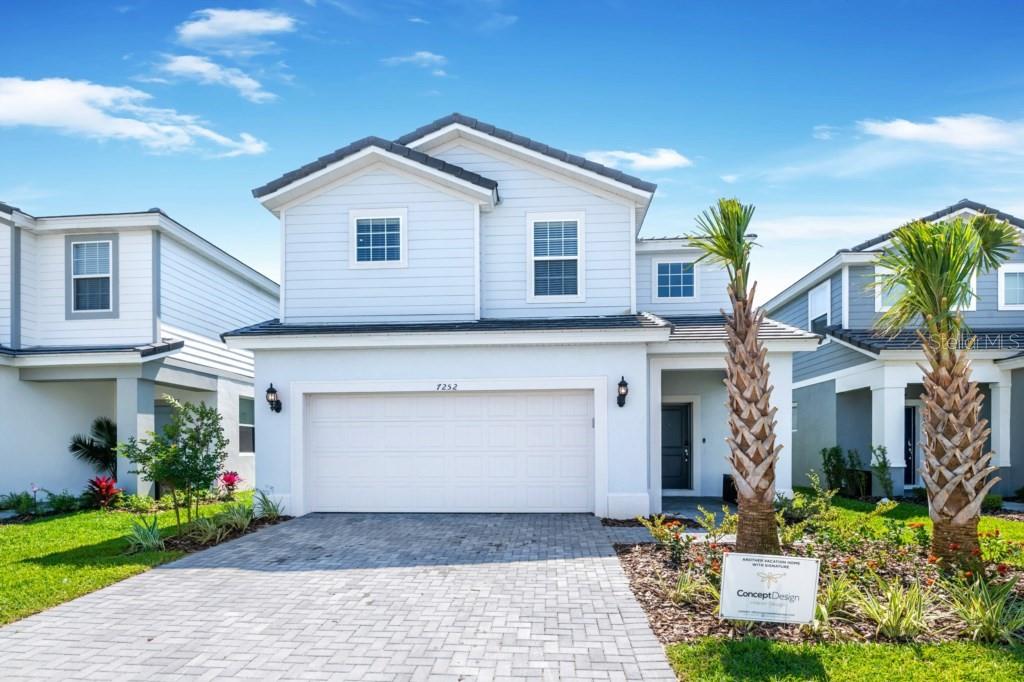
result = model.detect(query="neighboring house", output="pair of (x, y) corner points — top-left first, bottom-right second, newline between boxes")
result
(764, 199), (1024, 497)
(223, 114), (818, 518)
(0, 202), (279, 496)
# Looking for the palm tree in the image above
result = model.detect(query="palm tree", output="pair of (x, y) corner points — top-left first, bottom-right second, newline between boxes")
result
(689, 198), (781, 554)
(69, 417), (118, 479)
(875, 214), (1019, 563)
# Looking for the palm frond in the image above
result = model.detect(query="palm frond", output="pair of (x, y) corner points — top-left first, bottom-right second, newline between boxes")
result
(69, 417), (118, 478)
(687, 198), (757, 299)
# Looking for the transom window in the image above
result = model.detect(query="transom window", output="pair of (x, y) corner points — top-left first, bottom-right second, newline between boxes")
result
(71, 241), (112, 312)
(656, 262), (695, 298)
(355, 217), (401, 263)
(1000, 265), (1024, 309)
(528, 213), (584, 301)
(239, 397), (255, 454)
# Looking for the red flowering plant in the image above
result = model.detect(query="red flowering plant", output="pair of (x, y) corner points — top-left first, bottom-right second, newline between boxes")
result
(83, 476), (123, 510)
(218, 471), (242, 500)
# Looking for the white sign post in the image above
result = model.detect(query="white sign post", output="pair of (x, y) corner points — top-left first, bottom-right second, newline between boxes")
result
(719, 553), (820, 624)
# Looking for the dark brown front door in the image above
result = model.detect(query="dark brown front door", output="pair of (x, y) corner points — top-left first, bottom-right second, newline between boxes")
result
(662, 404), (693, 490)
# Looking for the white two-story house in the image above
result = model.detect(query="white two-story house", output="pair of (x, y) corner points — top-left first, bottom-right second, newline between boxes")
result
(224, 114), (817, 519)
(0, 202), (279, 495)
(765, 200), (1024, 497)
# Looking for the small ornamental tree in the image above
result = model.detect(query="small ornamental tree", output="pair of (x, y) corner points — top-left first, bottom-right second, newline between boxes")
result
(118, 397), (229, 534)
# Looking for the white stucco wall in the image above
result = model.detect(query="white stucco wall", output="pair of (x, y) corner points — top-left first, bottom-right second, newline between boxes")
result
(0, 366), (117, 495)
(252, 343), (651, 517)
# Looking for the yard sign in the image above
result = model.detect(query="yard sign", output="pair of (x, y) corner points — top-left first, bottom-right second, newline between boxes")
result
(719, 553), (820, 624)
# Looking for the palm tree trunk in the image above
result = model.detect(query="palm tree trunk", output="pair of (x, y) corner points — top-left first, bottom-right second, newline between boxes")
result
(920, 337), (998, 563)
(723, 284), (781, 555)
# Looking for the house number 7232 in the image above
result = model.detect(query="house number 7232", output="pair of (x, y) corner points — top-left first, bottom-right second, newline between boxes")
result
(436, 383), (458, 391)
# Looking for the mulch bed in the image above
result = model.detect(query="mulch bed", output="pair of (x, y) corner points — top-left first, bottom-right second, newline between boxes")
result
(986, 510), (1024, 522)
(614, 540), (1019, 645)
(163, 516), (292, 553)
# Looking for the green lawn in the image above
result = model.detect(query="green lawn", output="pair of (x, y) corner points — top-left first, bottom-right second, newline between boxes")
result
(668, 638), (1024, 682)
(830, 495), (1024, 544)
(0, 491), (252, 625)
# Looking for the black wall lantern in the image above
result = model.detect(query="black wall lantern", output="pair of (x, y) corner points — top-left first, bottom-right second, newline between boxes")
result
(266, 383), (282, 413)
(617, 376), (629, 407)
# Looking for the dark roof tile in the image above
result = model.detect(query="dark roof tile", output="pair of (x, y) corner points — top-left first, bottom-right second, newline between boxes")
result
(850, 199), (1024, 252)
(662, 315), (819, 343)
(828, 326), (1024, 353)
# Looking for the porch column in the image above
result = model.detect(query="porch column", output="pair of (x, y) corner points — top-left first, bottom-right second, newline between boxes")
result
(990, 373), (1012, 468)
(769, 353), (794, 497)
(116, 377), (155, 496)
(871, 382), (906, 494)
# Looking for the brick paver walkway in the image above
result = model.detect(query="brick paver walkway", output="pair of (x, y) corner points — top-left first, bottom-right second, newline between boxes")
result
(0, 514), (674, 681)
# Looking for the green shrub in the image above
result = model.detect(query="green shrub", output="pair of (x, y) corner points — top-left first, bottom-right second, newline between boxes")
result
(695, 505), (737, 544)
(870, 445), (894, 499)
(0, 491), (36, 515)
(188, 517), (231, 544)
(220, 502), (254, 534)
(845, 450), (869, 498)
(125, 516), (164, 553)
(666, 570), (709, 606)
(943, 577), (1024, 644)
(854, 578), (929, 641)
(112, 493), (157, 514)
(982, 494), (1003, 512)
(820, 446), (846, 491)
(910, 487), (928, 504)
(44, 489), (80, 514)
(816, 575), (856, 628)
(638, 513), (675, 544)
(254, 489), (284, 521)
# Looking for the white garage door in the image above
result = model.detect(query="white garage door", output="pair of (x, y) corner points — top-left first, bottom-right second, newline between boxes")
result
(305, 390), (594, 512)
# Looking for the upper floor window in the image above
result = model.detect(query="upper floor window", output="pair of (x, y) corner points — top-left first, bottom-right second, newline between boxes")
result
(653, 258), (697, 300)
(876, 265), (976, 312)
(350, 208), (407, 268)
(999, 264), (1024, 310)
(808, 279), (830, 335)
(528, 212), (584, 302)
(66, 235), (118, 319)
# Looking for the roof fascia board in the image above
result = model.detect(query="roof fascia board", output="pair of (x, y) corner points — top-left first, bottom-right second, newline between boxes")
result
(648, 338), (819, 355)
(636, 239), (699, 253)
(826, 333), (880, 358)
(408, 124), (654, 205)
(763, 252), (877, 312)
(258, 146), (496, 214)
(225, 327), (670, 351)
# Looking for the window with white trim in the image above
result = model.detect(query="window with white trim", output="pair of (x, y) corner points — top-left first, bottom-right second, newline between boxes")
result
(808, 280), (830, 334)
(999, 264), (1024, 310)
(528, 213), (584, 301)
(71, 240), (113, 312)
(655, 261), (696, 299)
(349, 208), (407, 268)
(239, 397), (255, 454)
(874, 266), (905, 313)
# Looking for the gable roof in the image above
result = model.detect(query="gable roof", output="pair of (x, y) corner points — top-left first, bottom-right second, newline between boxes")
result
(395, 113), (658, 194)
(849, 199), (1024, 252)
(661, 314), (820, 343)
(252, 136), (498, 199)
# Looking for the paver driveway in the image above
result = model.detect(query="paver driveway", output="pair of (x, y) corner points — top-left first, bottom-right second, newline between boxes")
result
(0, 514), (675, 681)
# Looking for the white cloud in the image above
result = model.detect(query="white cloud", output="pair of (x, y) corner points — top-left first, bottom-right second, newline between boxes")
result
(584, 148), (693, 171)
(409, 16), (429, 24)
(159, 55), (275, 103)
(720, 174), (739, 184)
(750, 212), (912, 242)
(431, 69), (448, 78)
(858, 114), (1024, 152)
(382, 51), (447, 68)
(0, 77), (267, 157)
(812, 124), (835, 140)
(177, 9), (296, 55)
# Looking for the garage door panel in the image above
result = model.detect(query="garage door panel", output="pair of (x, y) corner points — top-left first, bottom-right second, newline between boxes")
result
(306, 389), (594, 513)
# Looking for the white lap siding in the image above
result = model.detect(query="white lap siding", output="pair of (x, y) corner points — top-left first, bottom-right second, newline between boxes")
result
(282, 166), (477, 323)
(0, 222), (10, 346)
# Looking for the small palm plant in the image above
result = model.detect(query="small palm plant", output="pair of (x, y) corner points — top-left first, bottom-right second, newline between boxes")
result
(875, 214), (1019, 563)
(69, 417), (118, 479)
(689, 198), (781, 554)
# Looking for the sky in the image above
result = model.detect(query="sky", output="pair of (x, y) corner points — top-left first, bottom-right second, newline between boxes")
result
(2, 1), (1023, 300)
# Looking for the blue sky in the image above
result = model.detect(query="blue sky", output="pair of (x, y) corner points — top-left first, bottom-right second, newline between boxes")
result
(2, 1), (1023, 298)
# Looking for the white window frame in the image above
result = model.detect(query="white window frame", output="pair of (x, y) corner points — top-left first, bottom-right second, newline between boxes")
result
(239, 396), (255, 456)
(70, 239), (114, 313)
(998, 264), (1024, 311)
(807, 279), (831, 333)
(526, 211), (585, 303)
(349, 208), (408, 269)
(651, 255), (700, 302)
(876, 265), (977, 312)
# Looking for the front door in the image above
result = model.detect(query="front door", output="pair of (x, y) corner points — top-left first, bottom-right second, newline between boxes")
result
(662, 404), (693, 490)
(904, 406), (917, 485)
